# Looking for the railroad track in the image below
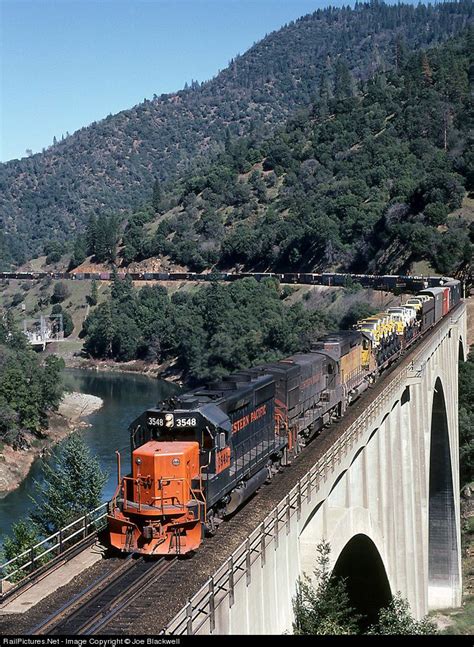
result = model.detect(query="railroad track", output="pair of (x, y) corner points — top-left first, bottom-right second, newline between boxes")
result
(30, 555), (176, 635)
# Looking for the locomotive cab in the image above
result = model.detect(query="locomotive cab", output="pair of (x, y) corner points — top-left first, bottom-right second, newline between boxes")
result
(108, 406), (230, 555)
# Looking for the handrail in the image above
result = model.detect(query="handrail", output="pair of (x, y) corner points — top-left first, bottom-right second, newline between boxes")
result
(0, 502), (108, 593)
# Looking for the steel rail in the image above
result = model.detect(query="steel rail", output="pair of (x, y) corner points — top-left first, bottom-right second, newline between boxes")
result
(29, 553), (137, 635)
(30, 555), (176, 636)
(83, 557), (176, 635)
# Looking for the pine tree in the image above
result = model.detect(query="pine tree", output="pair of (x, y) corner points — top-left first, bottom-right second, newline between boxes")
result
(421, 52), (433, 85)
(334, 59), (353, 100)
(89, 279), (99, 306)
(292, 540), (361, 634)
(30, 434), (107, 535)
(86, 214), (98, 256)
(319, 69), (331, 102)
(105, 216), (119, 263)
(41, 355), (66, 409)
(395, 35), (407, 72)
(111, 268), (134, 303)
(71, 234), (88, 268)
(94, 218), (108, 262)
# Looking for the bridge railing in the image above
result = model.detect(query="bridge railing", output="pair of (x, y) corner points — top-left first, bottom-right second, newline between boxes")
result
(164, 365), (410, 634)
(0, 503), (108, 596)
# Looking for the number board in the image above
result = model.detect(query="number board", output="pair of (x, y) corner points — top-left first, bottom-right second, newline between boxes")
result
(147, 412), (198, 429)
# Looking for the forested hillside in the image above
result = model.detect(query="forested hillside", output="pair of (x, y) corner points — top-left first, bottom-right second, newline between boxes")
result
(0, 315), (64, 450)
(122, 31), (473, 276)
(1, 1), (472, 267)
(82, 273), (332, 381)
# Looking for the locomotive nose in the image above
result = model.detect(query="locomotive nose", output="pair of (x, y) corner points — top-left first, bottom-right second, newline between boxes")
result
(108, 440), (204, 555)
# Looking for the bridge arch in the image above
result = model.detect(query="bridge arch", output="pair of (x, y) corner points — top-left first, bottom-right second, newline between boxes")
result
(428, 376), (460, 608)
(331, 534), (392, 628)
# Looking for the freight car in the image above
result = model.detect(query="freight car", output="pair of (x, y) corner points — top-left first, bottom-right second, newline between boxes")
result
(107, 278), (462, 556)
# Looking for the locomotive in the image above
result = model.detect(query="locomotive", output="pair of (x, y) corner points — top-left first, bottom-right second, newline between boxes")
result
(107, 277), (461, 556)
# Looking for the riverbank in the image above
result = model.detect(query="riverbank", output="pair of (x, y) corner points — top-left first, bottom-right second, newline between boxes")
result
(67, 357), (184, 384)
(42, 338), (184, 385)
(0, 392), (103, 498)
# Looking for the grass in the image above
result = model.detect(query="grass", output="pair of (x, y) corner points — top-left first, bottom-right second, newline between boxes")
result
(440, 597), (474, 635)
(0, 277), (110, 340)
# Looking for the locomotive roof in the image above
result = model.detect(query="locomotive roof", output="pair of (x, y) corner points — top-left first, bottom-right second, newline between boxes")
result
(318, 330), (362, 344)
(313, 330), (363, 356)
(282, 352), (326, 367)
(160, 372), (274, 412)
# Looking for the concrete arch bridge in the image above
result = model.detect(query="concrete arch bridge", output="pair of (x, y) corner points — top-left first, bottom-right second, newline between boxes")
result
(166, 302), (467, 634)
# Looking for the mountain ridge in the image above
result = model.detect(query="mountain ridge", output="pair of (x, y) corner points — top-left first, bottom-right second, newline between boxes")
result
(1, 0), (472, 266)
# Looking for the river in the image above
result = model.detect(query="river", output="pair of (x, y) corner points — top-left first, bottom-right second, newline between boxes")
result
(0, 368), (178, 541)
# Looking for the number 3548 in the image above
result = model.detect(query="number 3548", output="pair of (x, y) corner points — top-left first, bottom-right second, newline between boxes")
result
(176, 417), (197, 427)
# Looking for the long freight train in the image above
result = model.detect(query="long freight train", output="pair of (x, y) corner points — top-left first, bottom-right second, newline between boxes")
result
(107, 278), (461, 556)
(0, 270), (464, 295)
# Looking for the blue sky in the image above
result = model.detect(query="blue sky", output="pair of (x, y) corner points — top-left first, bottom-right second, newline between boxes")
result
(1, 0), (411, 162)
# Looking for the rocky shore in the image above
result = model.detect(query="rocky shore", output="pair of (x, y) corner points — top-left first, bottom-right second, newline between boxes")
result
(64, 353), (184, 385)
(0, 392), (103, 498)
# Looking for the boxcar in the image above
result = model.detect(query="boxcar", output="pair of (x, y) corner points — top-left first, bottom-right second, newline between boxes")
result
(420, 298), (435, 331)
(444, 279), (461, 307)
(420, 288), (445, 322)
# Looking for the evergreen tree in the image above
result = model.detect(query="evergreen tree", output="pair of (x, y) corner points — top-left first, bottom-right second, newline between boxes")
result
(88, 279), (99, 306)
(41, 355), (65, 410)
(111, 268), (134, 303)
(94, 218), (108, 262)
(395, 35), (407, 72)
(83, 302), (115, 358)
(366, 594), (437, 635)
(1, 521), (45, 582)
(334, 59), (353, 100)
(51, 281), (71, 304)
(86, 215), (98, 256)
(30, 434), (107, 535)
(71, 234), (88, 268)
(292, 540), (361, 635)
